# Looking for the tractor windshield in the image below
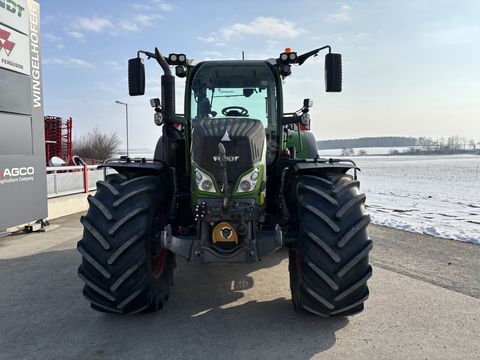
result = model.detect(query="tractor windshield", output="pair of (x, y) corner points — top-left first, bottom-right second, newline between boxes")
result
(190, 62), (279, 164)
(190, 62), (277, 127)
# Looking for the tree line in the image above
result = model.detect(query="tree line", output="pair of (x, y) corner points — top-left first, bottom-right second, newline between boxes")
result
(317, 136), (478, 151)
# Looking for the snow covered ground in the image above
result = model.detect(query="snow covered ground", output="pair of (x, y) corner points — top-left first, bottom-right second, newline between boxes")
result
(355, 154), (480, 244)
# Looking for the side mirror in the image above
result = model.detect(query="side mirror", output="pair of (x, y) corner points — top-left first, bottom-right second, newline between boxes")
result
(325, 53), (342, 92)
(303, 98), (313, 108)
(128, 57), (145, 96)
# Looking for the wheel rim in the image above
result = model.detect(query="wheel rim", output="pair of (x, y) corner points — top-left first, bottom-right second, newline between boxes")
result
(152, 249), (167, 278)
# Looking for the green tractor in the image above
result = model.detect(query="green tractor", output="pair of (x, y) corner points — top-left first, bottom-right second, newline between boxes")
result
(77, 46), (372, 316)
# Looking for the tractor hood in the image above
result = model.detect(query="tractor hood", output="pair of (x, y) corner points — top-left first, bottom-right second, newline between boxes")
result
(192, 118), (265, 187)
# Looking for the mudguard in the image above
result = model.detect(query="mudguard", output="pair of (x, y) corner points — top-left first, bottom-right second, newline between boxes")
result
(98, 158), (169, 175)
(291, 158), (359, 178)
(277, 158), (360, 222)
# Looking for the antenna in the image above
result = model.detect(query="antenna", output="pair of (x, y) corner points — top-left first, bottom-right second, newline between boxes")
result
(242, 51), (245, 60)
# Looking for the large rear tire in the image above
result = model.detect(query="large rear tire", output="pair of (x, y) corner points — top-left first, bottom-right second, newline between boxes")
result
(288, 173), (372, 316)
(77, 173), (175, 314)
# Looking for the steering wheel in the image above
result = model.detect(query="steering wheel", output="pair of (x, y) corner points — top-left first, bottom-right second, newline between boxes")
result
(221, 106), (249, 117)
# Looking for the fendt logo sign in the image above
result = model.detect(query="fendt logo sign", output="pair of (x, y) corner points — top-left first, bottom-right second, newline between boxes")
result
(0, 28), (15, 56)
(0, 0), (25, 18)
(0, 0), (28, 34)
(0, 166), (35, 185)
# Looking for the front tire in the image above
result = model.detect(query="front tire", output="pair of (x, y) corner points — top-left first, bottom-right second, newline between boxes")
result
(288, 173), (372, 316)
(77, 173), (175, 314)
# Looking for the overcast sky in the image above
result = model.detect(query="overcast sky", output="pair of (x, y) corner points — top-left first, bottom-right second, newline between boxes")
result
(40, 0), (480, 151)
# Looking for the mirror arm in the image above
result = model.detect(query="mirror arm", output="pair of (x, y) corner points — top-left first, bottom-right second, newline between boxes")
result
(297, 45), (332, 65)
(136, 49), (172, 75)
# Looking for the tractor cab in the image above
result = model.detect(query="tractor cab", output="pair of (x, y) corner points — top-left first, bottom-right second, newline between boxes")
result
(189, 61), (280, 166)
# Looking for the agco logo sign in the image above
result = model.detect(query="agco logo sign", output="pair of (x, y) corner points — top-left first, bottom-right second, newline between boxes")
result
(0, 28), (15, 56)
(0, 166), (35, 185)
(0, 167), (35, 177)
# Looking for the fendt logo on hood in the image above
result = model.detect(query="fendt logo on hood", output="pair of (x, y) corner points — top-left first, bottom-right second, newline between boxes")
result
(0, 28), (15, 56)
(213, 155), (239, 162)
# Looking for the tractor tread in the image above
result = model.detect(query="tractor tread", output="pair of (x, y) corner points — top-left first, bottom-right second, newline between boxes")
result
(113, 186), (154, 208)
(80, 216), (110, 250)
(78, 271), (116, 301)
(301, 174), (333, 185)
(289, 173), (372, 317)
(299, 183), (337, 205)
(117, 289), (143, 310)
(107, 230), (145, 265)
(336, 193), (366, 219)
(108, 206), (148, 236)
(337, 242), (373, 278)
(331, 294), (369, 315)
(305, 256), (339, 290)
(304, 227), (340, 263)
(110, 258), (143, 291)
(120, 175), (154, 187)
(77, 243), (111, 278)
(87, 195), (113, 221)
(302, 204), (340, 232)
(78, 173), (175, 314)
(304, 284), (335, 309)
(333, 179), (360, 196)
(96, 180), (120, 196)
(83, 294), (122, 313)
(338, 215), (371, 248)
(335, 267), (372, 301)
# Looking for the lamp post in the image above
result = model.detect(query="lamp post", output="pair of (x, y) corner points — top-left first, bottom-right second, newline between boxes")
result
(114, 100), (129, 157)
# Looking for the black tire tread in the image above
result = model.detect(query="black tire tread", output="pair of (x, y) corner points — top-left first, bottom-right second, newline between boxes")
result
(77, 173), (174, 314)
(289, 173), (372, 317)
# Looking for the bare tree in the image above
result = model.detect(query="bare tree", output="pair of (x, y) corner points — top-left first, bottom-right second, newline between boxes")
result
(357, 149), (367, 156)
(468, 139), (476, 150)
(341, 147), (354, 156)
(73, 127), (121, 161)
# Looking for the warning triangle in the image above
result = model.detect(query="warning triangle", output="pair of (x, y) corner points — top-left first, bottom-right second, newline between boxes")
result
(221, 130), (231, 141)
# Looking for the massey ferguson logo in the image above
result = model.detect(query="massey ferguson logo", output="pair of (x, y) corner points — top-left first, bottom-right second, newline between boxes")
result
(0, 28), (15, 56)
(213, 156), (239, 162)
(0, 167), (35, 177)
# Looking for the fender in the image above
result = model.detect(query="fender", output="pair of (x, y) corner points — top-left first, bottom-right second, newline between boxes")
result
(290, 158), (359, 178)
(98, 158), (170, 175)
(276, 157), (360, 223)
(99, 158), (177, 219)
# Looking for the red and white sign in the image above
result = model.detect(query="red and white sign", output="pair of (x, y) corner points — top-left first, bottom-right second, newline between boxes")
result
(0, 23), (29, 75)
(0, 0), (28, 35)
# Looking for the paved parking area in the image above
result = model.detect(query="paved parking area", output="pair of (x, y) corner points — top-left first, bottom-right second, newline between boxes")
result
(0, 213), (479, 360)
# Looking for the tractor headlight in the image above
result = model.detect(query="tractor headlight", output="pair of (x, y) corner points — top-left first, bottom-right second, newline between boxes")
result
(195, 168), (216, 193)
(236, 168), (260, 193)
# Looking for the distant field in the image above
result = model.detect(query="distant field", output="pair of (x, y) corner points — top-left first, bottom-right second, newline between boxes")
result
(356, 154), (480, 243)
(318, 146), (420, 156)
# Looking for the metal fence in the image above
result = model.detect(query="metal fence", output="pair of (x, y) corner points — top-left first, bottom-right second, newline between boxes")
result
(46, 165), (105, 198)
